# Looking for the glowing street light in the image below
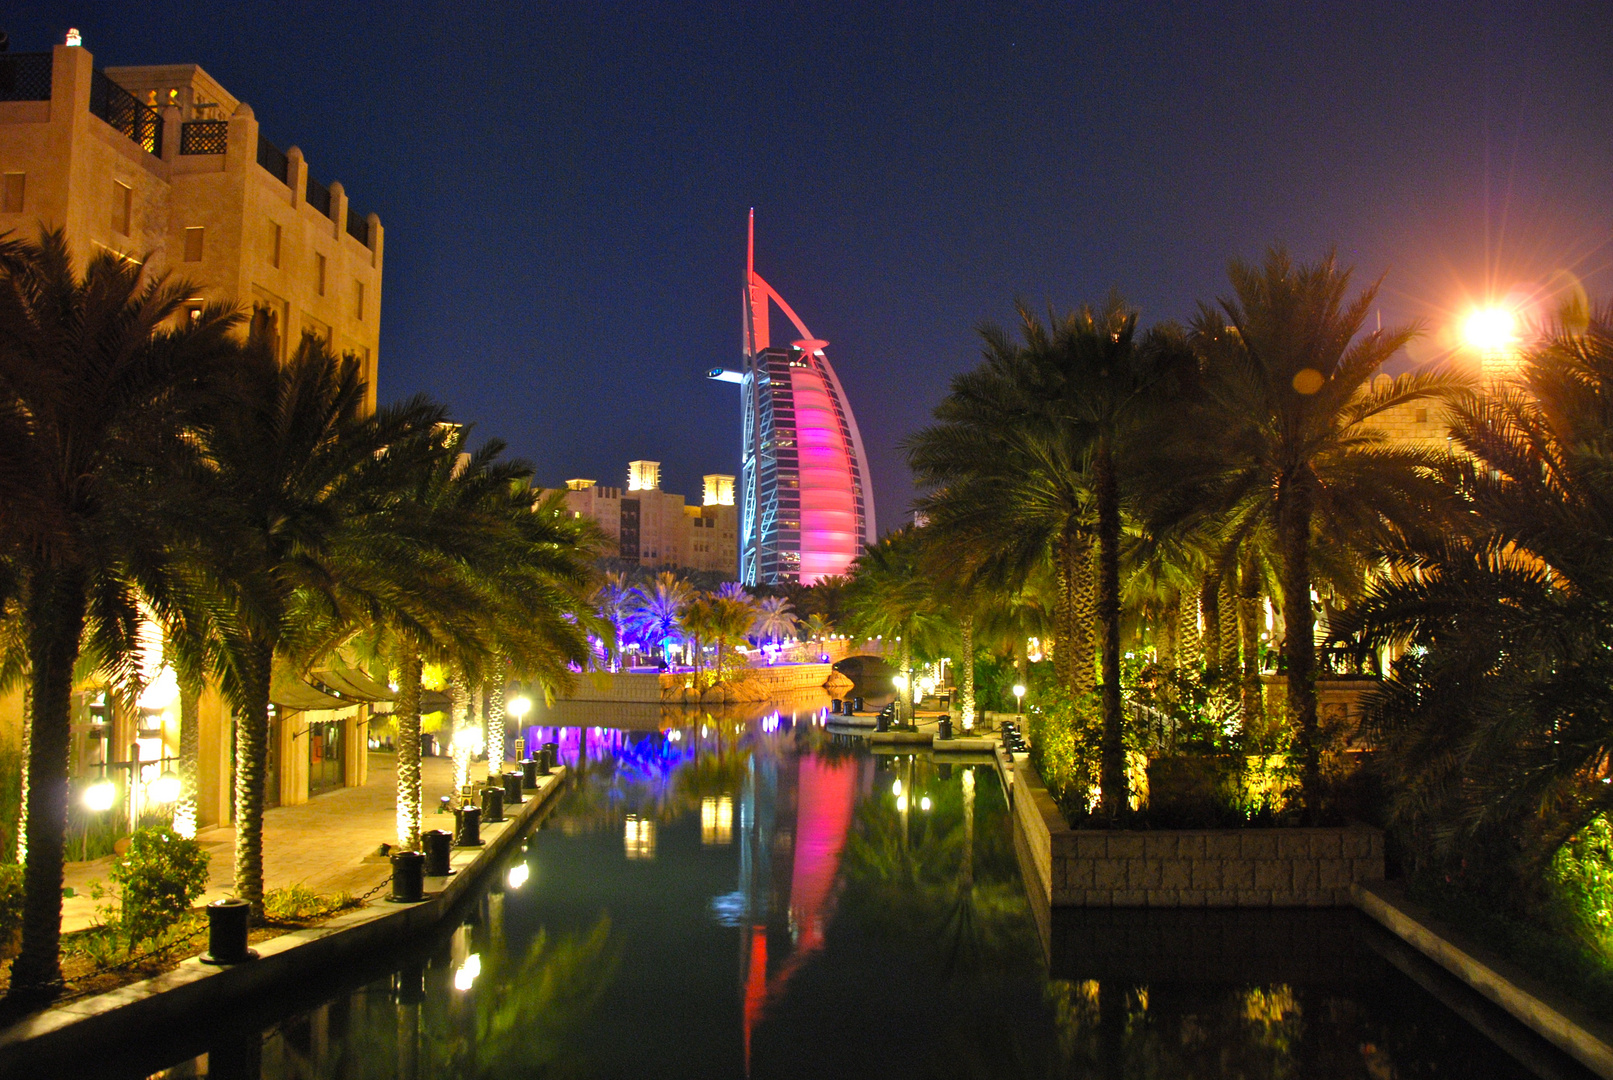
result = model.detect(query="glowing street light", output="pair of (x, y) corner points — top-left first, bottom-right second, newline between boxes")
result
(919, 796), (932, 812)
(83, 779), (117, 813)
(506, 695), (533, 721)
(1012, 683), (1026, 714)
(1463, 306), (1520, 357)
(148, 771), (181, 805)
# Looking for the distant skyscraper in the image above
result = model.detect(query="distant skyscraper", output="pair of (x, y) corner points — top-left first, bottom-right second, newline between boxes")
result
(709, 212), (876, 585)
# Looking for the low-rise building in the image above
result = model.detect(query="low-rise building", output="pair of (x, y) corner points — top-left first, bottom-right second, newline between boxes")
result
(561, 462), (739, 576)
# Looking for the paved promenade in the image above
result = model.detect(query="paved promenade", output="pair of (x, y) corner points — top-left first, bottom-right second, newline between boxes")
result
(59, 753), (460, 934)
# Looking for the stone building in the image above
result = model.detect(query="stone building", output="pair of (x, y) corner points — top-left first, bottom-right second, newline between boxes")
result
(561, 462), (739, 577)
(0, 38), (391, 829)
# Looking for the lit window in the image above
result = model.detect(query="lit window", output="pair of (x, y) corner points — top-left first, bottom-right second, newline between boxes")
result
(1, 173), (23, 214)
(183, 227), (204, 262)
(112, 181), (132, 236)
(1415, 408), (1428, 425)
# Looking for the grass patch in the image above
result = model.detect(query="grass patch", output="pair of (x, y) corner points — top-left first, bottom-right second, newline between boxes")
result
(263, 884), (361, 924)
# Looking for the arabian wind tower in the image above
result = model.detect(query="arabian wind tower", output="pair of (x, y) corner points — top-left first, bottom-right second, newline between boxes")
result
(707, 211), (876, 585)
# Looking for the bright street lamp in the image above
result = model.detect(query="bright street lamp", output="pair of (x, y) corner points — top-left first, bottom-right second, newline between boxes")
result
(83, 779), (117, 813)
(506, 695), (533, 721)
(1012, 683), (1026, 714)
(148, 771), (181, 804)
(1463, 305), (1520, 356)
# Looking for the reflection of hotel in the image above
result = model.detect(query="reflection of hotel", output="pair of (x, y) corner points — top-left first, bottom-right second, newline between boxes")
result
(559, 462), (739, 576)
(709, 212), (876, 585)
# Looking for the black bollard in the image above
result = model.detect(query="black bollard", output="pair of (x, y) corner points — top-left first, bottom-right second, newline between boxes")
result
(853, 696), (864, 712)
(536, 747), (551, 776)
(521, 757), (538, 789)
(503, 772), (523, 806)
(543, 741), (560, 770)
(389, 849), (425, 902)
(422, 828), (454, 875)
(201, 897), (255, 964)
(455, 804), (483, 847)
(938, 716), (953, 740)
(481, 783), (505, 824)
(831, 698), (842, 713)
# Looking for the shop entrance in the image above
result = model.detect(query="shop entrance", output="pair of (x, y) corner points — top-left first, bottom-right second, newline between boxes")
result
(308, 716), (345, 796)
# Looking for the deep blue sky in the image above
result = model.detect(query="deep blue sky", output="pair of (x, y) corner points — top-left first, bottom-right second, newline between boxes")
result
(14, 3), (1613, 526)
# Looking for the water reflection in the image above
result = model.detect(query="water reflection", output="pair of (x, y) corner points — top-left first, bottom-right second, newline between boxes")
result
(120, 695), (1585, 1080)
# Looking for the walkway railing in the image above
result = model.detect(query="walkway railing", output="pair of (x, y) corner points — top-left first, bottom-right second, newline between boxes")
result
(89, 69), (162, 155)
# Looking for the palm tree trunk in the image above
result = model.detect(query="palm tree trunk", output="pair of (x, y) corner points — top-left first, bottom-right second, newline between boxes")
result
(174, 679), (201, 838)
(1095, 444), (1127, 818)
(900, 640), (913, 720)
(1278, 475), (1320, 818)
(1053, 532), (1075, 691)
(233, 637), (273, 919)
(1157, 592), (1178, 672)
(487, 659), (506, 777)
(1238, 552), (1264, 730)
(10, 564), (87, 1000)
(1067, 530), (1098, 696)
(15, 680), (29, 863)
(1178, 588), (1201, 674)
(395, 649), (423, 849)
(1217, 570), (1239, 675)
(1200, 574), (1222, 677)
(959, 611), (976, 730)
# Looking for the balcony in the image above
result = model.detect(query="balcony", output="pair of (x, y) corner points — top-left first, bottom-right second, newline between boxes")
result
(0, 52), (52, 102)
(89, 68), (162, 155)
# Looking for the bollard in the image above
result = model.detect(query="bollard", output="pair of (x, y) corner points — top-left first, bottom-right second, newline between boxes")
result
(853, 696), (864, 712)
(389, 849), (425, 902)
(543, 741), (559, 770)
(481, 783), (505, 824)
(938, 716), (953, 740)
(536, 747), (552, 776)
(201, 897), (255, 964)
(503, 772), (523, 806)
(422, 828), (454, 875)
(455, 804), (483, 847)
(831, 698), (842, 714)
(521, 757), (538, 789)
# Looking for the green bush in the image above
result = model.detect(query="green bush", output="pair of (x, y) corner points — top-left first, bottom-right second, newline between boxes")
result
(0, 862), (22, 947)
(109, 825), (210, 949)
(263, 883), (358, 923)
(0, 738), (19, 864)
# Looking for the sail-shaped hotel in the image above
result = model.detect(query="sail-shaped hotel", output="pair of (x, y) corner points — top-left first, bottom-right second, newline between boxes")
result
(708, 212), (876, 585)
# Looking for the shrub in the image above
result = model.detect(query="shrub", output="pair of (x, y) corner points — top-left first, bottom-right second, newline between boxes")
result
(109, 825), (210, 949)
(264, 883), (358, 923)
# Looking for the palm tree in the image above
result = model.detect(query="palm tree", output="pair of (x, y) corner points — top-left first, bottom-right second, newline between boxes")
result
(752, 595), (799, 646)
(632, 572), (691, 667)
(1340, 306), (1613, 898)
(1168, 248), (1462, 816)
(190, 334), (455, 915)
(911, 297), (1195, 814)
(0, 230), (240, 999)
(595, 572), (636, 671)
(844, 529), (950, 716)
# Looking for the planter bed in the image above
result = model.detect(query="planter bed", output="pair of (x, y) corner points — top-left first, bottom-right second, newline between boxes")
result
(1012, 757), (1383, 909)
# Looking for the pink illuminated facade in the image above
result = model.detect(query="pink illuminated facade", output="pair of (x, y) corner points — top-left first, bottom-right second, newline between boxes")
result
(710, 211), (875, 585)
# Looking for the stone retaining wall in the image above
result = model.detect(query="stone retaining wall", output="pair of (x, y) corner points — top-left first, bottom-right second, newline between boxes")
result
(1012, 757), (1384, 908)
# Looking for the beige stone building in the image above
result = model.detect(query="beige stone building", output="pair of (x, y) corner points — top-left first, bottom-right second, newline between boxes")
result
(0, 40), (391, 830)
(561, 462), (739, 576)
(0, 42), (383, 409)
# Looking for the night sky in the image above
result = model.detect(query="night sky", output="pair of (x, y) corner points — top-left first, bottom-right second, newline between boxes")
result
(13, 3), (1613, 526)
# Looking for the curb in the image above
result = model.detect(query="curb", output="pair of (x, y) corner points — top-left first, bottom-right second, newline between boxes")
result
(1354, 880), (1613, 1078)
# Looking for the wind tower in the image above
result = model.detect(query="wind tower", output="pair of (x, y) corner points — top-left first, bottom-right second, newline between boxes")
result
(707, 211), (876, 584)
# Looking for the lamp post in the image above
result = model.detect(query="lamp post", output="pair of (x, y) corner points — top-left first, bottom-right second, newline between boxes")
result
(1012, 683), (1026, 715)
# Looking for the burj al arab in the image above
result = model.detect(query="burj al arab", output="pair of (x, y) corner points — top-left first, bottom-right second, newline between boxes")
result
(707, 211), (876, 585)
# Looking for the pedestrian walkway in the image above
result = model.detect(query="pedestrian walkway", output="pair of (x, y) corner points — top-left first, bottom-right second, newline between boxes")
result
(59, 753), (461, 934)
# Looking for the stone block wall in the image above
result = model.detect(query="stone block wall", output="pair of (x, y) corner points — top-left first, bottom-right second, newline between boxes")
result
(1012, 755), (1384, 909)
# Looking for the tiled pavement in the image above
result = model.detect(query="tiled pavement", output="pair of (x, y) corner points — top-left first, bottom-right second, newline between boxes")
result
(59, 753), (461, 934)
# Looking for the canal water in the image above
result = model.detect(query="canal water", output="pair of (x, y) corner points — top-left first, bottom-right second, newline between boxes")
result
(109, 691), (1592, 1078)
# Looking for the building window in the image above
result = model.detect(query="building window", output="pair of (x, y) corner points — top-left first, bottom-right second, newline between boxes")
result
(268, 222), (282, 268)
(183, 227), (204, 262)
(112, 181), (132, 236)
(1, 173), (23, 214)
(315, 252), (326, 296)
(353, 280), (364, 321)
(1415, 408), (1428, 424)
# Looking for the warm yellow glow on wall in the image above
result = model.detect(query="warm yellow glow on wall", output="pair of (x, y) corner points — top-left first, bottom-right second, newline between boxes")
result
(701, 796), (733, 845)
